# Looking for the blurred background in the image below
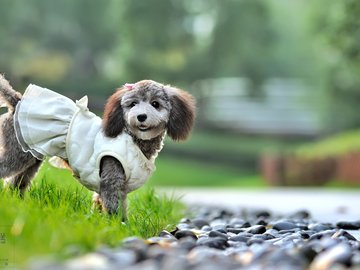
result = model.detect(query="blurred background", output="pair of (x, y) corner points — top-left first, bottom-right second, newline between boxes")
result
(1, 0), (360, 188)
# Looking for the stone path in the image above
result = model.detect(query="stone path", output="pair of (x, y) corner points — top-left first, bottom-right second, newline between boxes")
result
(30, 188), (360, 270)
(160, 187), (360, 224)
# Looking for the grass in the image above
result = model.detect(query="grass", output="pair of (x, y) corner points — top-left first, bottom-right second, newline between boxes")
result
(166, 130), (306, 157)
(0, 162), (184, 267)
(295, 129), (360, 158)
(151, 156), (360, 189)
(151, 156), (264, 187)
(325, 179), (360, 189)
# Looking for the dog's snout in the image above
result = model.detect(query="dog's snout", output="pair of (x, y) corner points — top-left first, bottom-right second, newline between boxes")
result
(137, 114), (147, 122)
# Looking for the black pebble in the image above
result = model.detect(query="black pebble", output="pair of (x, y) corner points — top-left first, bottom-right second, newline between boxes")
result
(273, 221), (298, 231)
(263, 233), (276, 240)
(299, 245), (318, 263)
(247, 238), (264, 245)
(209, 230), (228, 240)
(309, 230), (336, 241)
(299, 232), (310, 239)
(178, 238), (196, 251)
(336, 221), (360, 230)
(308, 223), (335, 232)
(174, 230), (198, 240)
(290, 210), (311, 219)
(256, 219), (268, 226)
(158, 230), (176, 239)
(332, 230), (357, 241)
(212, 224), (227, 233)
(227, 228), (243, 234)
(192, 218), (209, 229)
(197, 237), (230, 250)
(201, 225), (212, 232)
(180, 218), (191, 223)
(246, 225), (266, 234)
(255, 210), (271, 218)
(252, 234), (271, 241)
(229, 235), (249, 242)
(278, 229), (299, 234)
(240, 222), (251, 228)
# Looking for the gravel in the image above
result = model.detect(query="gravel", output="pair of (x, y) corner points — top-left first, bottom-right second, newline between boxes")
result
(30, 205), (360, 270)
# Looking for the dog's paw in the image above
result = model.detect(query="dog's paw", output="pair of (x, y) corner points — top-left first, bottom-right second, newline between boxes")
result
(92, 193), (104, 212)
(48, 157), (72, 171)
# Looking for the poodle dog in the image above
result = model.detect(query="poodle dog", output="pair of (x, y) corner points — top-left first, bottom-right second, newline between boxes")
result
(0, 75), (195, 219)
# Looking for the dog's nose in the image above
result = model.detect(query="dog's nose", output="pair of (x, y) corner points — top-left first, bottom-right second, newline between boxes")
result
(137, 114), (147, 122)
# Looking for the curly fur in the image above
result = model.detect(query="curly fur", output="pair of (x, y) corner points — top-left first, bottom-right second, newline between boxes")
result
(0, 75), (195, 220)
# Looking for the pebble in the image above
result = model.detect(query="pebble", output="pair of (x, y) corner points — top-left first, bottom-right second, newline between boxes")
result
(309, 223), (335, 232)
(208, 230), (228, 240)
(174, 230), (198, 240)
(192, 218), (209, 229)
(310, 243), (353, 269)
(29, 206), (360, 270)
(336, 221), (360, 230)
(272, 220), (299, 231)
(197, 237), (230, 250)
(229, 234), (250, 243)
(245, 225), (266, 234)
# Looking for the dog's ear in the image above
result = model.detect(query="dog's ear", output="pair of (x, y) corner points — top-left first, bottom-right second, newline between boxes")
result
(102, 88), (127, 138)
(166, 86), (196, 141)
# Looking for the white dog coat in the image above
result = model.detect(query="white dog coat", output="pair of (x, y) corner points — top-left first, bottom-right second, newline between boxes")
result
(14, 84), (157, 193)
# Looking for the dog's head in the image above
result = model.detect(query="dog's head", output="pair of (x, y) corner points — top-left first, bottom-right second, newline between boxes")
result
(102, 80), (196, 141)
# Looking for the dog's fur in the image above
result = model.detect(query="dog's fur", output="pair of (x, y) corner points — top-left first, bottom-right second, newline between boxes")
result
(0, 75), (195, 219)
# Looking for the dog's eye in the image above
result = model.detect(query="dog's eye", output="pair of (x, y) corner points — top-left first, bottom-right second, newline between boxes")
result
(129, 102), (137, 108)
(151, 101), (160, 109)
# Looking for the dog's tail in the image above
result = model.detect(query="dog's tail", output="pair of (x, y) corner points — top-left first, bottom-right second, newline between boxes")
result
(0, 74), (22, 112)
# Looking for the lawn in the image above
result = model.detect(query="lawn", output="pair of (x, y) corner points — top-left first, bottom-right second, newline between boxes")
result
(151, 156), (360, 189)
(164, 130), (306, 158)
(0, 161), (183, 267)
(151, 156), (264, 187)
(0, 154), (265, 267)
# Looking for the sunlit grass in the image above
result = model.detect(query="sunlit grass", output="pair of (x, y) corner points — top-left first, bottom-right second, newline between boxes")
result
(151, 156), (264, 187)
(0, 162), (183, 267)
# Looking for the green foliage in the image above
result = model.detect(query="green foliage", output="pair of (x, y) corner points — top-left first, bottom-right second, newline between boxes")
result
(4, 0), (358, 128)
(208, 0), (274, 94)
(118, 0), (195, 83)
(295, 130), (360, 158)
(0, 0), (321, 95)
(0, 164), (183, 266)
(311, 0), (360, 130)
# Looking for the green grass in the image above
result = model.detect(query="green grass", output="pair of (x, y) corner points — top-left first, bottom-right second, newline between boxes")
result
(325, 179), (360, 189)
(151, 156), (264, 187)
(0, 155), (266, 267)
(296, 129), (360, 158)
(150, 156), (360, 189)
(166, 131), (306, 157)
(0, 162), (184, 267)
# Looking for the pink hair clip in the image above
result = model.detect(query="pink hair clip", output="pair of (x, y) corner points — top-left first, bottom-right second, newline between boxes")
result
(124, 83), (135, 90)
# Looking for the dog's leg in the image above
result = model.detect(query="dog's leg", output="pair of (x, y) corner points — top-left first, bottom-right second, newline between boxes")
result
(0, 152), (35, 179)
(5, 159), (42, 195)
(0, 116), (38, 178)
(120, 190), (128, 220)
(99, 156), (127, 220)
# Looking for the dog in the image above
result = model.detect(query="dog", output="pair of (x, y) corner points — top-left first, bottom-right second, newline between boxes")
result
(0, 75), (195, 219)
